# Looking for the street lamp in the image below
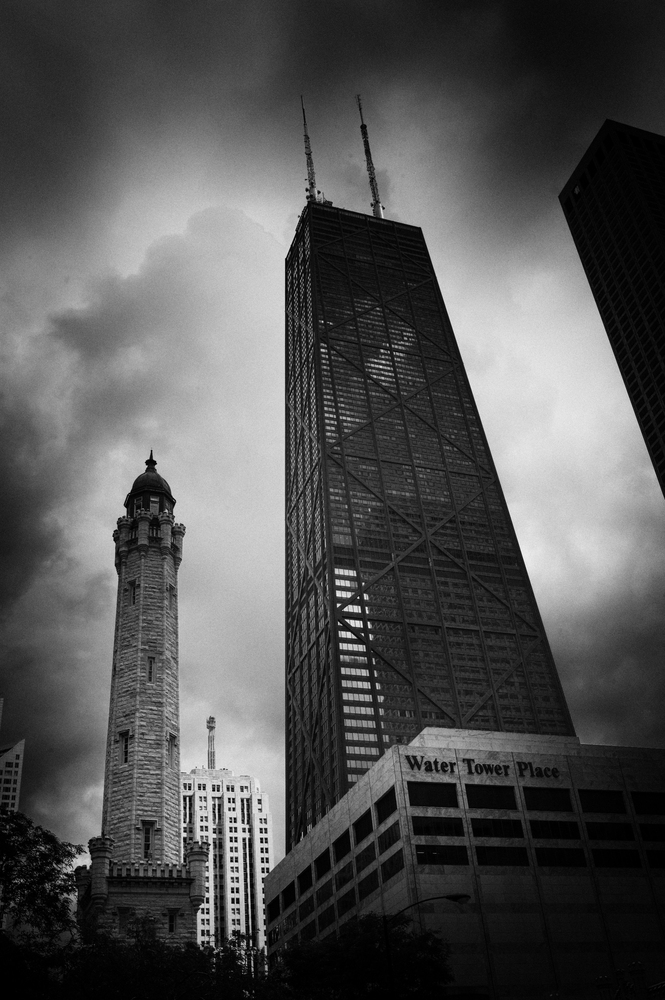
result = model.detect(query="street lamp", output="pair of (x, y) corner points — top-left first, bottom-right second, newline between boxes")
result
(382, 893), (471, 976)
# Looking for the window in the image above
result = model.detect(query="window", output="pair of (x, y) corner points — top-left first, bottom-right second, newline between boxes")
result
(579, 789), (626, 814)
(129, 580), (137, 605)
(471, 818), (523, 838)
(318, 904), (336, 931)
(333, 829), (351, 863)
(586, 821), (634, 841)
(301, 920), (316, 941)
(523, 787), (573, 812)
(530, 820), (580, 839)
(168, 911), (178, 933)
(475, 846), (529, 866)
(375, 786), (397, 825)
(150, 495), (159, 513)
(357, 869), (379, 901)
(299, 896), (315, 920)
(416, 844), (469, 865)
(168, 734), (177, 768)
(640, 824), (665, 841)
(592, 849), (641, 868)
(267, 897), (280, 922)
(412, 816), (464, 837)
(142, 822), (155, 859)
(407, 782), (458, 808)
(147, 657), (155, 683)
(536, 847), (587, 867)
(466, 785), (517, 810)
(355, 842), (376, 874)
(381, 848), (404, 883)
(298, 864), (313, 894)
(647, 850), (665, 867)
(314, 848), (331, 880)
(335, 861), (354, 891)
(316, 879), (333, 906)
(337, 886), (356, 916)
(353, 809), (373, 844)
(632, 791), (665, 815)
(378, 820), (400, 855)
(282, 881), (296, 910)
(119, 731), (130, 765)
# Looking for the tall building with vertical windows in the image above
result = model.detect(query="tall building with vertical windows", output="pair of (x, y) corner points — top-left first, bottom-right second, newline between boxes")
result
(559, 119), (665, 497)
(182, 763), (273, 949)
(75, 455), (208, 944)
(285, 202), (575, 849)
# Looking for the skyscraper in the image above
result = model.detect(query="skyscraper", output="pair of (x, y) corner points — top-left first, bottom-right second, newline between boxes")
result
(0, 699), (24, 814)
(181, 759), (273, 949)
(285, 199), (574, 848)
(559, 119), (665, 497)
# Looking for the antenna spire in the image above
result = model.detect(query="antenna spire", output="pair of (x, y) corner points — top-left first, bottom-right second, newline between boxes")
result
(206, 716), (216, 770)
(356, 95), (384, 219)
(300, 97), (331, 206)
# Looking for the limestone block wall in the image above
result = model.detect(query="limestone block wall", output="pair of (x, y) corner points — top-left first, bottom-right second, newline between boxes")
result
(103, 512), (185, 863)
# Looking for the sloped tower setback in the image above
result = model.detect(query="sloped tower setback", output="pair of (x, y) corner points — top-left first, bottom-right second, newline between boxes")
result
(103, 453), (184, 862)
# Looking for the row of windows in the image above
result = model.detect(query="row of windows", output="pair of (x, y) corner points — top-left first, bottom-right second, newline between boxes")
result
(268, 786), (398, 921)
(411, 814), (665, 841)
(269, 847), (406, 945)
(417, 843), (665, 869)
(406, 782), (665, 815)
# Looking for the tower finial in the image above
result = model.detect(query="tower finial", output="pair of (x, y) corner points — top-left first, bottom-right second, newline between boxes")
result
(356, 94), (384, 219)
(146, 450), (156, 470)
(300, 97), (331, 206)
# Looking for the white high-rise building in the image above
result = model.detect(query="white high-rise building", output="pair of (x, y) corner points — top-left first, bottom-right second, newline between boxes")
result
(181, 766), (273, 949)
(0, 700), (24, 815)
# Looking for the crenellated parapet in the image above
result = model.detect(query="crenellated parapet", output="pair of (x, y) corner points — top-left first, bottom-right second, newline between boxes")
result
(76, 836), (207, 944)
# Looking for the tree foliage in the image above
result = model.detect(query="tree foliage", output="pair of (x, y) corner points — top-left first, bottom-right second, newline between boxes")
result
(0, 810), (82, 951)
(0, 816), (452, 1000)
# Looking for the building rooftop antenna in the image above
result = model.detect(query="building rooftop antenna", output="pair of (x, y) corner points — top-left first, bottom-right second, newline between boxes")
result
(206, 716), (216, 770)
(301, 97), (331, 206)
(356, 94), (384, 219)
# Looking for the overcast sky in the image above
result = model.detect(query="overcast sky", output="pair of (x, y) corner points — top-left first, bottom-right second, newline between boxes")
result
(2, 0), (665, 862)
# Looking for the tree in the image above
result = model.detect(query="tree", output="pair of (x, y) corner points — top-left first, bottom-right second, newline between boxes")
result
(275, 912), (453, 999)
(0, 810), (82, 952)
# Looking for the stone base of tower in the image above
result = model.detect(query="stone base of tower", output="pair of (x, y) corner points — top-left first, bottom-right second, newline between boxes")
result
(75, 836), (209, 947)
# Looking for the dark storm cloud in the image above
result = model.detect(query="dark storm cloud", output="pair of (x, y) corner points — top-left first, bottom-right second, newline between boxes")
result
(4, 1), (664, 243)
(2, 0), (665, 851)
(0, 204), (284, 842)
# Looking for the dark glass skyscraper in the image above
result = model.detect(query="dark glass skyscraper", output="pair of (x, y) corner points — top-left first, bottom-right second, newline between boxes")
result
(285, 202), (574, 848)
(560, 119), (665, 497)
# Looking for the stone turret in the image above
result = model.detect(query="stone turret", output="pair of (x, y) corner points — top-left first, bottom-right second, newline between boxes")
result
(76, 454), (204, 945)
(103, 452), (185, 864)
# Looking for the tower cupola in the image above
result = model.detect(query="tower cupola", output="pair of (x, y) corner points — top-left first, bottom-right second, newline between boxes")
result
(124, 451), (175, 516)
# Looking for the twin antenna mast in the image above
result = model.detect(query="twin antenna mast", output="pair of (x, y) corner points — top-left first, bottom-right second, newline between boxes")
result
(301, 97), (330, 206)
(356, 94), (384, 219)
(300, 95), (384, 217)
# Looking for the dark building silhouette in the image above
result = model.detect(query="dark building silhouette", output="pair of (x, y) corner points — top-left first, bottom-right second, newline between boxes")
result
(560, 119), (665, 496)
(285, 202), (574, 848)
